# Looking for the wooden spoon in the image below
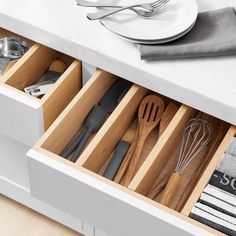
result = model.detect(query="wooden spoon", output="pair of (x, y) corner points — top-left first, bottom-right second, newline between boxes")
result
(159, 103), (178, 137)
(113, 127), (139, 184)
(123, 95), (164, 187)
(146, 103), (179, 199)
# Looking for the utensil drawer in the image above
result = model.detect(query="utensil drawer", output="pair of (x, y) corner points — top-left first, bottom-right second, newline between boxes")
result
(0, 28), (82, 146)
(27, 69), (234, 236)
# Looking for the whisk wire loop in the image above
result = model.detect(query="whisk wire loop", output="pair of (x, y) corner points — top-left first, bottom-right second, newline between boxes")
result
(175, 118), (212, 175)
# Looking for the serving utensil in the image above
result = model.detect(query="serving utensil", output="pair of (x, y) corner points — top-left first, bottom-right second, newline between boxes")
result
(0, 37), (28, 75)
(87, 0), (169, 20)
(146, 103), (179, 199)
(114, 99), (174, 185)
(123, 95), (164, 187)
(159, 119), (212, 207)
(175, 118), (228, 212)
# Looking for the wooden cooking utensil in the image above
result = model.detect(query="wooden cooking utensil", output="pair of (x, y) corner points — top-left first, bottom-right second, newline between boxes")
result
(158, 103), (178, 137)
(113, 126), (139, 183)
(49, 59), (67, 73)
(146, 103), (179, 199)
(159, 119), (212, 207)
(123, 95), (165, 187)
(175, 119), (228, 212)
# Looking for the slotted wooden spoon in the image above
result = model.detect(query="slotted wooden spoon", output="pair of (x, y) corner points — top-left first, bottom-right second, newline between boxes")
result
(123, 95), (164, 187)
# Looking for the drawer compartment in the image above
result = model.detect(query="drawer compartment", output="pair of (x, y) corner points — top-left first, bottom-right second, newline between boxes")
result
(0, 28), (82, 145)
(0, 28), (34, 75)
(27, 67), (235, 236)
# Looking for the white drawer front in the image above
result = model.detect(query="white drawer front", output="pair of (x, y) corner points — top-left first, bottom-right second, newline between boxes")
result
(0, 132), (30, 188)
(27, 150), (214, 236)
(0, 85), (43, 146)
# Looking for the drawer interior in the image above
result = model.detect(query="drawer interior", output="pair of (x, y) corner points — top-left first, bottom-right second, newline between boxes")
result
(3, 45), (75, 98)
(39, 70), (131, 160)
(32, 65), (234, 235)
(78, 88), (182, 187)
(0, 28), (82, 130)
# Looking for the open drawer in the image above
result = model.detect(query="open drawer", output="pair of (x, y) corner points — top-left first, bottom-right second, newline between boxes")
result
(0, 28), (82, 146)
(27, 68), (236, 236)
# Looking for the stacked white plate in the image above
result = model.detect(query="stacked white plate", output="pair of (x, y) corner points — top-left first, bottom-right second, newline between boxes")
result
(99, 0), (198, 44)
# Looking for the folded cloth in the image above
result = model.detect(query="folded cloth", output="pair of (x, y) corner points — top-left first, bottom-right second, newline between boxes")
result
(209, 170), (236, 196)
(139, 7), (236, 60)
(217, 154), (236, 178)
(227, 138), (236, 157)
(200, 191), (236, 217)
(190, 203), (236, 236)
(204, 185), (236, 206)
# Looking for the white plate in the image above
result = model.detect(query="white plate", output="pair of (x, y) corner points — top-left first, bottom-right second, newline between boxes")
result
(103, 19), (196, 44)
(100, 0), (198, 41)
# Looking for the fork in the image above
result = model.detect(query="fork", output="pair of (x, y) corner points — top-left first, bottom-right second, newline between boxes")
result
(87, 0), (169, 20)
(76, 0), (149, 17)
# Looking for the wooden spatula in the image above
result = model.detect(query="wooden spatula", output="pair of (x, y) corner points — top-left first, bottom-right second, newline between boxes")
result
(123, 95), (165, 187)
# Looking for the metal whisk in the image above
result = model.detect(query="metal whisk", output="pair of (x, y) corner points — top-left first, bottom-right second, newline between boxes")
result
(159, 118), (212, 207)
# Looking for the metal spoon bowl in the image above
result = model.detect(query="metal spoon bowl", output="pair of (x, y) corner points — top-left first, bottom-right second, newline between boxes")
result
(0, 37), (28, 75)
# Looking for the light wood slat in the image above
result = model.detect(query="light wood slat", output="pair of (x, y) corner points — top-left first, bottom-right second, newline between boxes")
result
(0, 195), (80, 236)
(42, 60), (82, 130)
(181, 125), (236, 216)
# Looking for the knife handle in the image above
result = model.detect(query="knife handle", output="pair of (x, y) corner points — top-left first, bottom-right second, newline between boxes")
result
(70, 127), (93, 163)
(103, 141), (130, 180)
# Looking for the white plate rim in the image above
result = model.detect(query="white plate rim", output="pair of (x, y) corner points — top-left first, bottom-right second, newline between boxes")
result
(101, 18), (196, 44)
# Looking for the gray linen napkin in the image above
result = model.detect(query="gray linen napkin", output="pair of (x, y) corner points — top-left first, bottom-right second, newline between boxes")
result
(227, 137), (236, 157)
(217, 154), (236, 178)
(139, 7), (236, 60)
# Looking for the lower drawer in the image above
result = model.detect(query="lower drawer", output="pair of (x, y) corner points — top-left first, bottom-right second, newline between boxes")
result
(0, 133), (30, 188)
(27, 69), (235, 236)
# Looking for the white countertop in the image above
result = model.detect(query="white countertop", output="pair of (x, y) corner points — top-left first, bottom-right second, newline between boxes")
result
(0, 0), (236, 124)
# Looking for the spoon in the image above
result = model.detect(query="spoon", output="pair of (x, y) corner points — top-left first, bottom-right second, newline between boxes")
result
(0, 37), (28, 75)
(123, 95), (164, 187)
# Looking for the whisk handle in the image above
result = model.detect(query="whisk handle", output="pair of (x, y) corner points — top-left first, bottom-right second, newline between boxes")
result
(159, 172), (181, 207)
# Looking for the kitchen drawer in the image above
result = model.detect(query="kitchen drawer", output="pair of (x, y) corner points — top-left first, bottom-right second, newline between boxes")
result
(27, 69), (235, 236)
(0, 28), (82, 146)
(0, 132), (30, 189)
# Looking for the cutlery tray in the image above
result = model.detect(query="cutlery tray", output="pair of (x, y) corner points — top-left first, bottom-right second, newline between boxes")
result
(27, 66), (236, 236)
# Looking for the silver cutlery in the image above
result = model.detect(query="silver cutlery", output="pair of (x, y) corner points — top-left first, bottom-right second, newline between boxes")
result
(76, 0), (150, 16)
(76, 0), (124, 8)
(87, 0), (169, 20)
(0, 37), (28, 75)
